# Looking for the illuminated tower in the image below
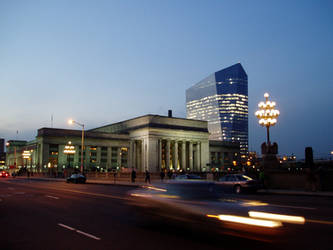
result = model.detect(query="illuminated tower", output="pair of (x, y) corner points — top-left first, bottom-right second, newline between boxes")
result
(186, 63), (248, 153)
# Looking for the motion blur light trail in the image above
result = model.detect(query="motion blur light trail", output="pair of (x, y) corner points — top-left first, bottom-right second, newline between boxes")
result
(207, 214), (282, 228)
(249, 211), (305, 224)
(241, 201), (269, 207)
(142, 186), (167, 192)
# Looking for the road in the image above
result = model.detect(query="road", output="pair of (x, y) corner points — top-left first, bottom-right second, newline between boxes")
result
(1, 178), (333, 250)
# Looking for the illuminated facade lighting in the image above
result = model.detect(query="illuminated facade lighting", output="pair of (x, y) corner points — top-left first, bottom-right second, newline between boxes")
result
(186, 63), (248, 154)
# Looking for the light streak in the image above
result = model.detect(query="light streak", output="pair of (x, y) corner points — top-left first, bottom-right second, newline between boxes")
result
(206, 214), (282, 228)
(249, 211), (305, 224)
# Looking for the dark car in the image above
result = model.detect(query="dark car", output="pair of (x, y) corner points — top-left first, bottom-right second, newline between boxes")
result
(216, 174), (259, 194)
(174, 174), (203, 180)
(66, 173), (86, 184)
(0, 171), (10, 178)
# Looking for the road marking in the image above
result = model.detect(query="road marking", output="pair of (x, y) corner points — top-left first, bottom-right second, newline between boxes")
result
(58, 223), (101, 240)
(58, 223), (75, 231)
(57, 188), (128, 201)
(46, 195), (59, 199)
(76, 230), (101, 240)
(3, 181), (128, 201)
(306, 219), (333, 225)
(270, 204), (316, 210)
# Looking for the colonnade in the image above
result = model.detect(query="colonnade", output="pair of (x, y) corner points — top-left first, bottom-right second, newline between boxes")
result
(128, 138), (206, 172)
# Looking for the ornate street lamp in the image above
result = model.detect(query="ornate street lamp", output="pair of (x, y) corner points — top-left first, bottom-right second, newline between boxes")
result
(68, 119), (85, 173)
(22, 150), (31, 168)
(255, 93), (280, 170)
(255, 93), (280, 144)
(64, 141), (76, 168)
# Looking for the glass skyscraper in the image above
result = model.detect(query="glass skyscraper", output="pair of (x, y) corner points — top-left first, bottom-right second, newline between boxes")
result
(186, 63), (248, 153)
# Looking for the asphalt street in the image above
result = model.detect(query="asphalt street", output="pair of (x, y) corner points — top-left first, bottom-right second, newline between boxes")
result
(1, 178), (332, 250)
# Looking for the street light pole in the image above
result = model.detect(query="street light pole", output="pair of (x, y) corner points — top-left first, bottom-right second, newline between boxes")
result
(255, 93), (280, 145)
(68, 120), (85, 173)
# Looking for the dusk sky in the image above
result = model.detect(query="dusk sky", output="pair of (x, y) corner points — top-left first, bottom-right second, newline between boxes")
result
(1, 0), (332, 159)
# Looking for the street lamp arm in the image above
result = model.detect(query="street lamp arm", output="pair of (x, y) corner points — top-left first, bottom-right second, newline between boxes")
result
(72, 120), (84, 128)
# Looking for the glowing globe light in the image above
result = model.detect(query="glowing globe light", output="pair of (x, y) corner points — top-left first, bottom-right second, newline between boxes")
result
(255, 93), (280, 144)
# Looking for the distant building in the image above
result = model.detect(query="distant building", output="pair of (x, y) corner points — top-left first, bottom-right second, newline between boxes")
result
(5, 114), (240, 173)
(186, 63), (248, 154)
(0, 138), (4, 154)
(0, 138), (5, 167)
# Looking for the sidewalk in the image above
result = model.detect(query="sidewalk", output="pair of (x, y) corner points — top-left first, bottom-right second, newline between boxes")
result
(257, 188), (333, 197)
(14, 176), (333, 197)
(14, 176), (158, 188)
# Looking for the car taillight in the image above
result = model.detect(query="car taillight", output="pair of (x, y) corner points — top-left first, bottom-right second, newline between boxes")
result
(6, 174), (9, 176)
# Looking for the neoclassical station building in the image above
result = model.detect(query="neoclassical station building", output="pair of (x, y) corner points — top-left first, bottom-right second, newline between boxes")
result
(6, 114), (240, 173)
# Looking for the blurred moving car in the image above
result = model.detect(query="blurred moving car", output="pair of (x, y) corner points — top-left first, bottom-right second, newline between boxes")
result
(66, 173), (86, 184)
(217, 174), (259, 194)
(174, 174), (203, 180)
(128, 181), (305, 243)
(0, 171), (10, 178)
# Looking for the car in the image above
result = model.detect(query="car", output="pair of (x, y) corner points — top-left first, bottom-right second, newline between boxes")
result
(0, 171), (10, 178)
(174, 174), (203, 180)
(66, 173), (86, 184)
(216, 174), (259, 194)
(128, 181), (301, 242)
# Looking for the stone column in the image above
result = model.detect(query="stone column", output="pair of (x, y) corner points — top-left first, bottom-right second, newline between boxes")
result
(147, 137), (159, 172)
(74, 144), (79, 167)
(158, 139), (162, 170)
(58, 145), (66, 167)
(189, 142), (193, 171)
(166, 139), (170, 170)
(96, 147), (101, 166)
(107, 147), (112, 170)
(129, 141), (133, 169)
(200, 141), (209, 172)
(173, 141), (178, 170)
(117, 147), (121, 169)
(141, 140), (145, 171)
(41, 143), (49, 167)
(196, 142), (201, 172)
(182, 141), (186, 170)
(85, 146), (90, 170)
(133, 141), (137, 170)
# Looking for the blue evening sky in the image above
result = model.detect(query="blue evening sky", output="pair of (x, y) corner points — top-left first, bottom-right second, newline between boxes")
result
(0, 0), (332, 159)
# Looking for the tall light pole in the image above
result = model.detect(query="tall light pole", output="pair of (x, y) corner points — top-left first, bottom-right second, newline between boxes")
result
(68, 119), (85, 173)
(255, 93), (280, 144)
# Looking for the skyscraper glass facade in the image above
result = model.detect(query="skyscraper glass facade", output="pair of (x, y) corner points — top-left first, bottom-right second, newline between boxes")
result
(186, 63), (248, 153)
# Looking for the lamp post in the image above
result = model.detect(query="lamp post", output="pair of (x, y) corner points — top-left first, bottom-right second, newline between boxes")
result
(64, 141), (76, 170)
(6, 142), (17, 169)
(255, 93), (280, 144)
(68, 119), (85, 173)
(22, 150), (31, 176)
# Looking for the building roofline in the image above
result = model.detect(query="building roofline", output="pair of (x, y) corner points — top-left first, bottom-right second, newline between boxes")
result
(88, 114), (207, 132)
(37, 127), (129, 140)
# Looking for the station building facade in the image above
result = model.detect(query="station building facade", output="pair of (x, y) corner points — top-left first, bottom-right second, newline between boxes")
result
(6, 114), (240, 173)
